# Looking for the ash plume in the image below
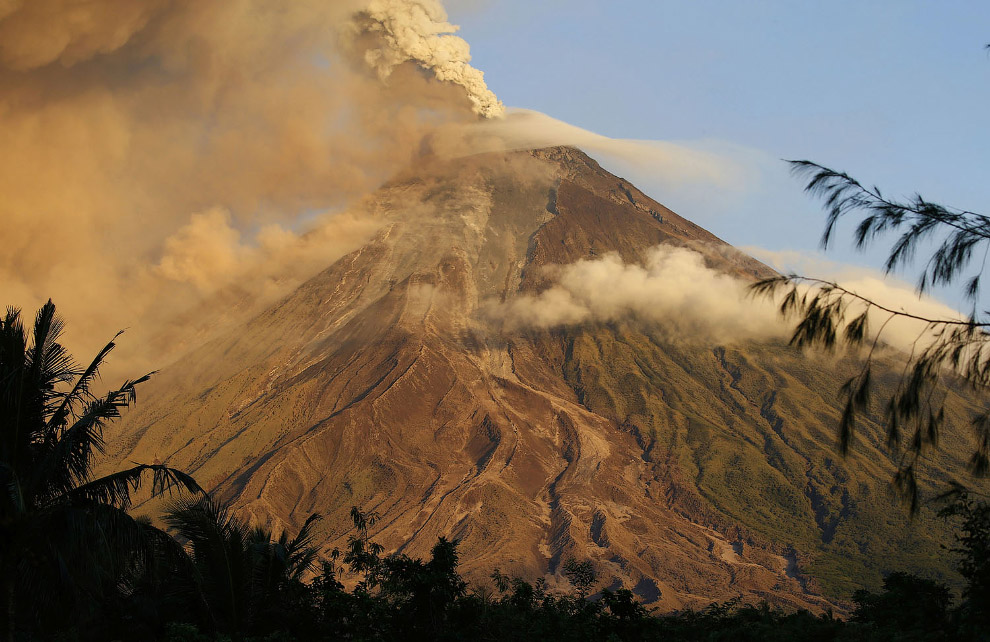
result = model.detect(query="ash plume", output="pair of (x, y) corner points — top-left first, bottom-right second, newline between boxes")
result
(346, 0), (505, 118)
(0, 0), (487, 378)
(0, 0), (766, 380)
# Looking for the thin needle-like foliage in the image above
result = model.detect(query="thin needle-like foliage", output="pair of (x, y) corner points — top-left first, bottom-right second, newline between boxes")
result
(752, 161), (990, 512)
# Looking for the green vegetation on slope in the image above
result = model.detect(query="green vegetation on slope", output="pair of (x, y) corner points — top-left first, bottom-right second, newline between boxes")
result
(554, 323), (973, 598)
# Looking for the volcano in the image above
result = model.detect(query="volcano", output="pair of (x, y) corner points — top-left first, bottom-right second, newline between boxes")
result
(108, 147), (966, 610)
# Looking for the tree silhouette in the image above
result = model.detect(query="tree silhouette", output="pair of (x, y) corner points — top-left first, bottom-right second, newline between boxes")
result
(939, 490), (990, 625)
(752, 161), (990, 510)
(340, 505), (385, 590)
(851, 571), (951, 633)
(562, 558), (597, 599)
(163, 495), (320, 639)
(0, 300), (201, 641)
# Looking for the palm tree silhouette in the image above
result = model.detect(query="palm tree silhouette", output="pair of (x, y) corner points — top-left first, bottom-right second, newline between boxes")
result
(0, 300), (201, 641)
(164, 495), (320, 639)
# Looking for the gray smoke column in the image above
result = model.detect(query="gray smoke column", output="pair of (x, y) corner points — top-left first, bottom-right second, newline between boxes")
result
(348, 0), (505, 118)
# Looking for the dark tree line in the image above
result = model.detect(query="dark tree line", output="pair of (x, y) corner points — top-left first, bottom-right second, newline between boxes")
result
(0, 301), (199, 641)
(2, 300), (989, 640)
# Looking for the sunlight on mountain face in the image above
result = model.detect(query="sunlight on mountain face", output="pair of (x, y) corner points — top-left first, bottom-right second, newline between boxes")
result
(0, 0), (753, 380)
(4, 3), (987, 635)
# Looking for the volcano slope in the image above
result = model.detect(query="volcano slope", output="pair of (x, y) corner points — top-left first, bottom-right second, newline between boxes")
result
(108, 147), (978, 610)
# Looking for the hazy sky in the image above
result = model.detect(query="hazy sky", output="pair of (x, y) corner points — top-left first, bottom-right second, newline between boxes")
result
(448, 0), (990, 308)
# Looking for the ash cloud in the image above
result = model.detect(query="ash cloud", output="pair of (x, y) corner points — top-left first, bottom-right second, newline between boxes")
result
(0, 0), (820, 378)
(345, 0), (504, 118)
(0, 0), (499, 377)
(489, 246), (787, 342)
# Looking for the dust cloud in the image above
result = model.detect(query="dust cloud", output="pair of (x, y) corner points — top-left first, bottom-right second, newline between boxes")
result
(0, 0), (804, 379)
(0, 0), (497, 377)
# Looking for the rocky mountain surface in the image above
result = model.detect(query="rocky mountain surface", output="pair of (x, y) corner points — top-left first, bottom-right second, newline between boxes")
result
(108, 147), (975, 610)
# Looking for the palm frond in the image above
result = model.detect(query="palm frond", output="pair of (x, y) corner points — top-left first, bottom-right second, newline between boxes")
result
(164, 496), (254, 633)
(285, 513), (322, 581)
(0, 306), (26, 380)
(0, 307), (28, 468)
(18, 500), (183, 616)
(65, 463), (203, 509)
(27, 300), (76, 397)
(30, 374), (154, 502)
(165, 495), (244, 544)
(1, 461), (24, 514)
(45, 330), (126, 438)
(2, 299), (203, 635)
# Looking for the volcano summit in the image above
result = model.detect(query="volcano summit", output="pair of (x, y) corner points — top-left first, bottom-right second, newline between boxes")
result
(108, 147), (964, 610)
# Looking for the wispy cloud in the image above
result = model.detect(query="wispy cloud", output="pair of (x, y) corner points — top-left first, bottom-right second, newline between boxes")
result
(487, 245), (787, 342)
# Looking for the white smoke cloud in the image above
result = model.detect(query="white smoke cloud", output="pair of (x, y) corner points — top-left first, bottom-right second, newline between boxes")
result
(489, 246), (787, 342)
(347, 0), (504, 118)
(491, 243), (966, 355)
(747, 247), (966, 353)
(441, 108), (747, 189)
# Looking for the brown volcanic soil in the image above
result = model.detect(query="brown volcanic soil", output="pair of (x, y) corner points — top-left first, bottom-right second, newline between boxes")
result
(106, 147), (974, 611)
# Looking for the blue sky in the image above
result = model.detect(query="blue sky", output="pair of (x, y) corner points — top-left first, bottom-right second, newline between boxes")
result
(447, 0), (990, 309)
